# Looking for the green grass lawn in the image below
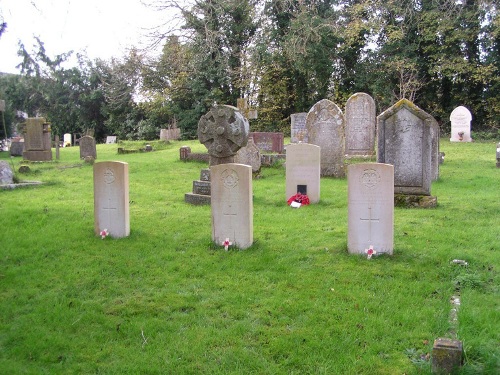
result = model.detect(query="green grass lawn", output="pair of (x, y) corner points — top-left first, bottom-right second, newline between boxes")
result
(0, 139), (499, 374)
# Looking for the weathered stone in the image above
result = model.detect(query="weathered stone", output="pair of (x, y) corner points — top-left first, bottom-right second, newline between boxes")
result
(291, 112), (308, 143)
(79, 135), (97, 160)
(394, 194), (438, 208)
(431, 338), (463, 374)
(345, 93), (376, 157)
(22, 118), (52, 161)
(0, 161), (14, 185)
(249, 132), (284, 153)
(9, 141), (24, 156)
(234, 137), (261, 173)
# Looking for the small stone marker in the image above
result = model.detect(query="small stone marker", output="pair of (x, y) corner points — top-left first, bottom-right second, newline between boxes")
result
(291, 112), (308, 143)
(22, 117), (52, 161)
(79, 135), (97, 160)
(348, 163), (394, 255)
(198, 105), (249, 166)
(285, 143), (321, 204)
(377, 99), (436, 196)
(431, 338), (463, 374)
(234, 137), (261, 173)
(345, 93), (376, 157)
(210, 163), (253, 249)
(9, 141), (24, 156)
(106, 136), (117, 144)
(93, 161), (130, 238)
(450, 106), (472, 142)
(0, 161), (14, 185)
(306, 99), (345, 177)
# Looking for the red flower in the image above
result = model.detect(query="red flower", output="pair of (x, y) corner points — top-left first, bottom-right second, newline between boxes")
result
(287, 192), (310, 206)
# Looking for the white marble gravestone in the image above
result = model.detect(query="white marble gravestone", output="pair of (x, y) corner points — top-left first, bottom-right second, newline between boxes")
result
(63, 133), (72, 147)
(94, 161), (130, 238)
(348, 163), (394, 255)
(345, 93), (376, 157)
(306, 99), (345, 177)
(450, 106), (472, 142)
(210, 163), (253, 249)
(377, 99), (436, 195)
(285, 143), (321, 203)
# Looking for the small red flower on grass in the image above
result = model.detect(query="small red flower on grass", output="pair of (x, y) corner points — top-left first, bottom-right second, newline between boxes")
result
(100, 229), (109, 239)
(222, 238), (232, 251)
(287, 192), (310, 207)
(365, 245), (376, 259)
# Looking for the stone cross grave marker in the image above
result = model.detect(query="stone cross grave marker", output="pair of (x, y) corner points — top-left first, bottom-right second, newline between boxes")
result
(348, 163), (394, 255)
(79, 135), (97, 160)
(450, 106), (472, 142)
(291, 112), (308, 143)
(22, 117), (52, 161)
(345, 92), (376, 157)
(211, 163), (253, 249)
(377, 99), (436, 196)
(198, 105), (249, 166)
(306, 99), (345, 177)
(286, 143), (321, 204)
(93, 161), (130, 238)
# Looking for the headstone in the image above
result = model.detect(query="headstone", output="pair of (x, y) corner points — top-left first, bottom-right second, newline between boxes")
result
(234, 137), (261, 173)
(285, 143), (321, 204)
(377, 99), (436, 196)
(179, 146), (191, 161)
(22, 117), (52, 161)
(93, 161), (130, 238)
(63, 133), (72, 147)
(79, 135), (97, 160)
(160, 127), (181, 141)
(9, 141), (24, 156)
(198, 105), (249, 166)
(184, 169), (211, 205)
(249, 132), (284, 153)
(290, 113), (308, 143)
(430, 120), (440, 181)
(306, 99), (345, 177)
(348, 163), (394, 255)
(106, 136), (117, 144)
(55, 135), (60, 160)
(0, 161), (14, 185)
(450, 106), (472, 142)
(496, 143), (500, 168)
(345, 93), (376, 157)
(431, 338), (463, 374)
(210, 163), (253, 249)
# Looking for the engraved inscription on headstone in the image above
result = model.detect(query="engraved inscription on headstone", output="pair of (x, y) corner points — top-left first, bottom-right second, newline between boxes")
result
(345, 93), (376, 156)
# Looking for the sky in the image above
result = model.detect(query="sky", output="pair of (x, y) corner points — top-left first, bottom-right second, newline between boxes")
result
(0, 0), (167, 74)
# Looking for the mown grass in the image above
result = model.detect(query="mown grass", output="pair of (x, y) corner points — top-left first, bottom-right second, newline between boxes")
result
(0, 140), (498, 374)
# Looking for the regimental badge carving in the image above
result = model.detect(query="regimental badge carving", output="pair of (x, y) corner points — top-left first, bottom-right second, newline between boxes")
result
(104, 168), (115, 184)
(360, 169), (380, 188)
(221, 169), (239, 189)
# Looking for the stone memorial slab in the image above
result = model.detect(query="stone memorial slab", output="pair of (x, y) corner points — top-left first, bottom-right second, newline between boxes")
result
(10, 141), (24, 156)
(430, 121), (440, 181)
(210, 163), (253, 249)
(106, 136), (117, 144)
(234, 137), (261, 173)
(0, 161), (14, 185)
(306, 99), (345, 177)
(249, 132), (284, 153)
(94, 161), (130, 238)
(160, 127), (181, 141)
(291, 113), (308, 143)
(377, 99), (436, 195)
(286, 143), (321, 204)
(348, 163), (394, 255)
(63, 133), (72, 147)
(345, 93), (376, 157)
(450, 106), (472, 142)
(198, 105), (249, 166)
(22, 118), (52, 161)
(79, 135), (97, 160)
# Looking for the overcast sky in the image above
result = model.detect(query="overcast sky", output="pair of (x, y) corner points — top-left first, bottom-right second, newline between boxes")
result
(0, 0), (166, 74)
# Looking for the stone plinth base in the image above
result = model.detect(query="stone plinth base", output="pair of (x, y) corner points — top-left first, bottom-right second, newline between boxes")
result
(23, 150), (52, 161)
(394, 194), (437, 208)
(185, 193), (211, 205)
(431, 338), (463, 374)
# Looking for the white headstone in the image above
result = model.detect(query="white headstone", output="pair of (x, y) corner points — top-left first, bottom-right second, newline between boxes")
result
(291, 112), (308, 143)
(306, 99), (345, 177)
(286, 143), (321, 203)
(348, 163), (394, 255)
(450, 106), (472, 142)
(210, 163), (253, 249)
(93, 161), (130, 238)
(106, 136), (117, 144)
(63, 133), (72, 147)
(377, 99), (436, 195)
(345, 93), (376, 157)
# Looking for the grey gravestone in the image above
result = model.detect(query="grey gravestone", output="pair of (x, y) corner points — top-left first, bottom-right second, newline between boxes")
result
(211, 163), (253, 249)
(198, 105), (249, 166)
(234, 137), (261, 173)
(348, 163), (394, 255)
(345, 93), (376, 157)
(22, 118), (52, 161)
(9, 141), (24, 156)
(432, 338), (463, 374)
(306, 99), (345, 177)
(93, 161), (130, 238)
(79, 135), (97, 160)
(377, 99), (436, 196)
(450, 106), (472, 142)
(291, 112), (308, 143)
(0, 161), (14, 185)
(285, 143), (320, 204)
(106, 136), (117, 144)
